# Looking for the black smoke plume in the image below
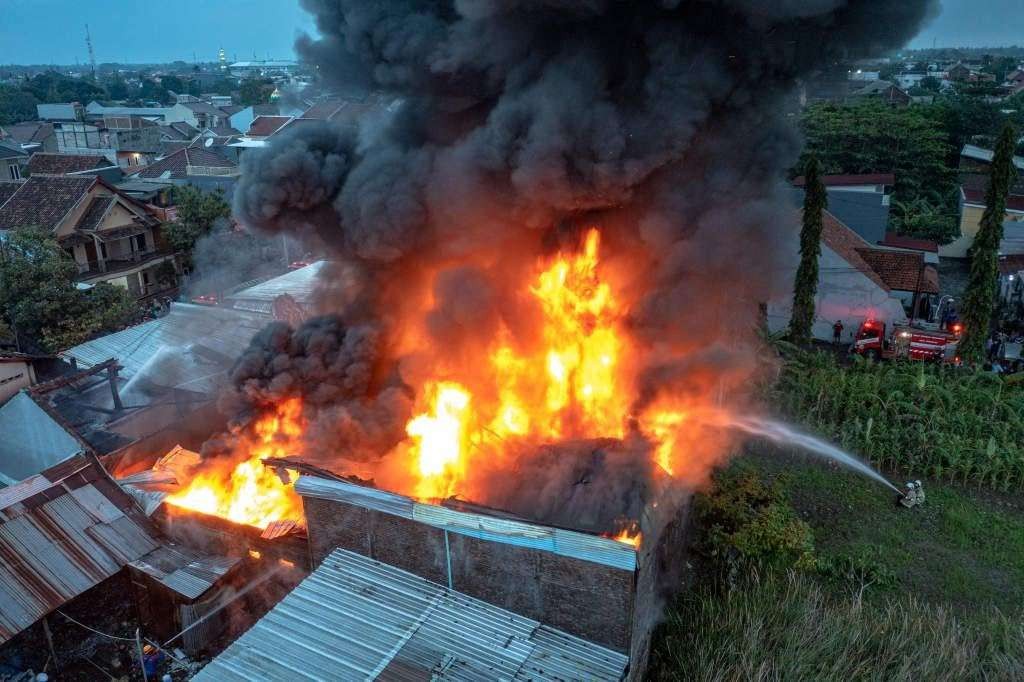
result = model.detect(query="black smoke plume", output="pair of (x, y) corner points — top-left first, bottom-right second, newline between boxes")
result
(227, 1), (938, 523)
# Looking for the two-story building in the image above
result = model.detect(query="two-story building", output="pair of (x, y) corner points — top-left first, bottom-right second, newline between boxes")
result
(0, 175), (179, 300)
(52, 116), (163, 169)
(0, 141), (29, 181)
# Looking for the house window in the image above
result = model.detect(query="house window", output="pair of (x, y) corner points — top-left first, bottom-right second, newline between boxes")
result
(7, 165), (20, 180)
(134, 233), (147, 252)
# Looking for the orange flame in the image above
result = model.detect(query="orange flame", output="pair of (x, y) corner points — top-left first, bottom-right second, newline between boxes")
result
(166, 398), (305, 529)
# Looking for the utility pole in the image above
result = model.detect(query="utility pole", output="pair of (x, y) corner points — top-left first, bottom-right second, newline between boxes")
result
(85, 24), (97, 79)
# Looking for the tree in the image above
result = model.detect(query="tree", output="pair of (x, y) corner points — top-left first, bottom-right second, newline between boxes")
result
(160, 75), (185, 95)
(239, 78), (272, 105)
(0, 228), (138, 352)
(165, 186), (232, 266)
(789, 157), (827, 345)
(959, 124), (1018, 362)
(800, 101), (956, 212)
(139, 79), (170, 104)
(918, 76), (941, 92)
(0, 84), (39, 125)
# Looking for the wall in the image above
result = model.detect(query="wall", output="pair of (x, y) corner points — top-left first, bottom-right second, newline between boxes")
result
(0, 360), (33, 404)
(302, 494), (637, 653)
(942, 204), (1024, 258)
(767, 242), (908, 343)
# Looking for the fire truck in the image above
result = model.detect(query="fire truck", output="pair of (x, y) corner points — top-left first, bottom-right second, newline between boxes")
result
(851, 319), (962, 363)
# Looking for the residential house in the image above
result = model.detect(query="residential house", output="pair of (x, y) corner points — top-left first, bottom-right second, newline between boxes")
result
(958, 143), (1024, 193)
(157, 120), (200, 156)
(0, 181), (21, 209)
(246, 115), (292, 139)
(170, 101), (230, 129)
(26, 152), (121, 183)
(944, 63), (996, 84)
(0, 175), (179, 299)
(0, 121), (57, 154)
(84, 101), (175, 121)
(227, 103), (278, 133)
(207, 94), (233, 108)
(848, 80), (912, 106)
(36, 102), (84, 121)
(52, 116), (163, 169)
(788, 182), (892, 246)
(942, 149), (1024, 258)
(130, 145), (238, 181)
(854, 248), (940, 318)
(792, 173), (894, 195)
(767, 211), (909, 343)
(1005, 69), (1024, 95)
(0, 352), (59, 405)
(0, 140), (29, 181)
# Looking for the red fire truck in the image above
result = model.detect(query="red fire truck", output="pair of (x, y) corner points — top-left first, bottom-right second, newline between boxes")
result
(851, 319), (962, 363)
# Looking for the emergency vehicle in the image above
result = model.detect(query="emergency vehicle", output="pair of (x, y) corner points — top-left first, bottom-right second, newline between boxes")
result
(851, 319), (962, 363)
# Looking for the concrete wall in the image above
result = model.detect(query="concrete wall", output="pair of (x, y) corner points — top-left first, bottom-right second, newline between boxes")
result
(0, 360), (33, 404)
(302, 495), (637, 653)
(767, 242), (908, 343)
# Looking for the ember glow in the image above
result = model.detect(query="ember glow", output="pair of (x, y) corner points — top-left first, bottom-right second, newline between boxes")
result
(166, 398), (305, 529)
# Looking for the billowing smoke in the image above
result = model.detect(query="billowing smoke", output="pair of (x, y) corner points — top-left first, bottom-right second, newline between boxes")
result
(221, 0), (937, 529)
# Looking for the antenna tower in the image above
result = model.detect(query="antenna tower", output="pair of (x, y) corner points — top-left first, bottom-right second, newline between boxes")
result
(85, 24), (97, 78)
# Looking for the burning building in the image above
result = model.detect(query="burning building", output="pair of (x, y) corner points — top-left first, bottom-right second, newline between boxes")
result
(115, 0), (940, 677)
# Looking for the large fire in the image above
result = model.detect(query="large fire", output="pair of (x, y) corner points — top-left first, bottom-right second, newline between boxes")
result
(167, 229), (693, 538)
(165, 398), (306, 529)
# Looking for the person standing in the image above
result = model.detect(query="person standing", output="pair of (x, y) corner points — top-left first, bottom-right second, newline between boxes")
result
(832, 320), (844, 345)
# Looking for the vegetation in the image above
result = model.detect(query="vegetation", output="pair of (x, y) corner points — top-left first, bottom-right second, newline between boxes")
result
(239, 78), (274, 106)
(164, 186), (233, 266)
(788, 157), (826, 345)
(0, 227), (138, 352)
(959, 124), (1018, 361)
(772, 350), (1024, 490)
(653, 570), (1024, 681)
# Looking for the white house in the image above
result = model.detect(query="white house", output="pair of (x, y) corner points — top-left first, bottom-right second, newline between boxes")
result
(768, 211), (908, 343)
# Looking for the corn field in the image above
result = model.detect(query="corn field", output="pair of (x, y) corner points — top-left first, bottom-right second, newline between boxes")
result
(771, 351), (1024, 491)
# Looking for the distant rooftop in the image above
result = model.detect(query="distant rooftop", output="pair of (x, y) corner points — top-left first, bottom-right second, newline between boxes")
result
(961, 144), (1024, 172)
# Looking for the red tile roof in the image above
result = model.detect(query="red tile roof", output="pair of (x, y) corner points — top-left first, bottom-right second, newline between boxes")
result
(855, 248), (939, 293)
(820, 210), (891, 292)
(27, 153), (113, 176)
(247, 115), (292, 137)
(793, 173), (896, 187)
(1, 121), (54, 145)
(962, 187), (1024, 212)
(0, 181), (23, 209)
(299, 98), (348, 120)
(877, 232), (938, 253)
(0, 175), (96, 231)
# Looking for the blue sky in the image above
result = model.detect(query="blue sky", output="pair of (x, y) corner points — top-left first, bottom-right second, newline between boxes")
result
(0, 0), (1017, 66)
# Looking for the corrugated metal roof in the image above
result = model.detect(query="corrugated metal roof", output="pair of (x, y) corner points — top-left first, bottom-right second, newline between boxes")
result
(194, 548), (628, 682)
(130, 545), (240, 601)
(0, 392), (83, 485)
(295, 477), (637, 572)
(60, 302), (267, 395)
(225, 261), (326, 310)
(0, 464), (161, 644)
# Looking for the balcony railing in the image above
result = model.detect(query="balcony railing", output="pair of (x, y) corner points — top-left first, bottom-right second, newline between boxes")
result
(77, 248), (175, 278)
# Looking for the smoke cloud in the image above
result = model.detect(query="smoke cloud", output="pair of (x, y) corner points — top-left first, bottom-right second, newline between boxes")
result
(224, 0), (937, 527)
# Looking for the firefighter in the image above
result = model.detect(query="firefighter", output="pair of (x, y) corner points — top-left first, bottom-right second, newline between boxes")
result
(832, 320), (844, 345)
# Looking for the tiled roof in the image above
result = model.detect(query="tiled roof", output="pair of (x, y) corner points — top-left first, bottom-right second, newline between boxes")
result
(0, 180), (23, 209)
(962, 187), (1024, 212)
(219, 105), (244, 116)
(820, 210), (891, 292)
(855, 248), (939, 293)
(75, 196), (114, 231)
(878, 231), (939, 253)
(130, 146), (236, 180)
(272, 117), (323, 137)
(160, 121), (199, 140)
(299, 98), (347, 120)
(26, 152), (113, 176)
(247, 115), (291, 137)
(793, 173), (896, 187)
(181, 101), (227, 116)
(1, 121), (54, 144)
(0, 175), (95, 231)
(206, 125), (241, 137)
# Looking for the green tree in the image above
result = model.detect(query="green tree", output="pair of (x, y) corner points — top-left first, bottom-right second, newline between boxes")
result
(239, 78), (272, 105)
(165, 186), (232, 266)
(800, 100), (956, 213)
(0, 84), (39, 125)
(0, 228), (138, 352)
(160, 75), (185, 95)
(959, 124), (1018, 362)
(139, 79), (170, 104)
(789, 157), (827, 345)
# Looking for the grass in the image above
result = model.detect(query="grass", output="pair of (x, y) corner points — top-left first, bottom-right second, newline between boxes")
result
(650, 569), (1024, 681)
(648, 452), (1024, 680)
